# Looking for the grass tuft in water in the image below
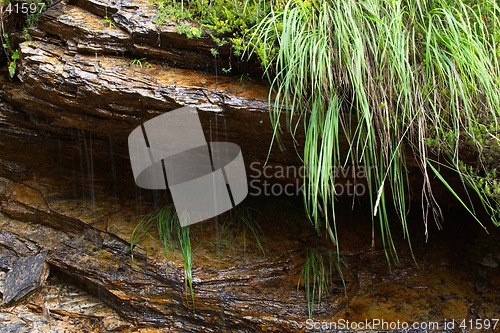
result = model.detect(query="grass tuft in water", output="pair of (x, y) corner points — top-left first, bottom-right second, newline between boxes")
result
(219, 206), (267, 256)
(298, 248), (345, 318)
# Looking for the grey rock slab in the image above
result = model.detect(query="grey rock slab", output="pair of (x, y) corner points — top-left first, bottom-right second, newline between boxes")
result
(2, 251), (49, 304)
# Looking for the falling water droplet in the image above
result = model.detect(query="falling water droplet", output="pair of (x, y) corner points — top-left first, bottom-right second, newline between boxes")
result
(57, 138), (63, 194)
(108, 134), (118, 199)
(77, 129), (85, 201)
(87, 132), (96, 218)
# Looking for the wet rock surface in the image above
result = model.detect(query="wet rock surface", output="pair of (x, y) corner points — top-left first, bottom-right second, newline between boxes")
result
(0, 175), (340, 332)
(0, 276), (131, 332)
(2, 251), (49, 304)
(60, 0), (261, 74)
(0, 166), (497, 332)
(0, 0), (301, 189)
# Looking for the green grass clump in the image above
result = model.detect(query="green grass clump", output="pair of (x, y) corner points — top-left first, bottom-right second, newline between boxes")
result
(157, 206), (177, 258)
(298, 248), (345, 318)
(214, 206), (266, 256)
(246, 0), (500, 264)
(237, 207), (266, 256)
(177, 223), (194, 305)
(130, 209), (160, 256)
(152, 0), (500, 265)
(229, 207), (266, 256)
(131, 206), (194, 305)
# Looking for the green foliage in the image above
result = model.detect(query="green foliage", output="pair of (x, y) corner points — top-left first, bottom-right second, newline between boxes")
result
(25, 0), (48, 28)
(130, 211), (156, 256)
(157, 206), (177, 258)
(177, 224), (194, 306)
(2, 33), (11, 51)
(8, 49), (18, 78)
(131, 206), (194, 305)
(1, 0), (44, 79)
(2, 33), (19, 78)
(461, 165), (500, 225)
(23, 28), (31, 40)
(100, 16), (115, 28)
(209, 47), (218, 57)
(298, 248), (345, 318)
(131, 206), (266, 306)
(177, 23), (202, 39)
(151, 0), (500, 265)
(247, 0), (500, 264)
(153, 0), (279, 56)
(130, 58), (152, 68)
(100, 7), (116, 27)
(1, 0), (47, 27)
(228, 207), (266, 256)
(239, 73), (252, 84)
